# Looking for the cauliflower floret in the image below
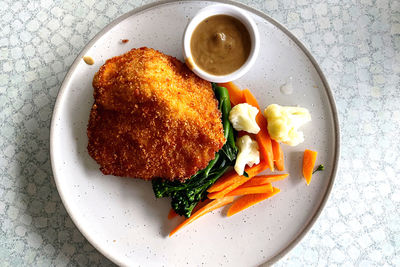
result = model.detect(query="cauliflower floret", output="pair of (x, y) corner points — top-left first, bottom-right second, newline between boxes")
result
(228, 103), (260, 134)
(264, 104), (311, 146)
(234, 135), (260, 175)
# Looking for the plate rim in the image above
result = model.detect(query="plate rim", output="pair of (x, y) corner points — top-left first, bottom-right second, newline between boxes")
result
(50, 0), (340, 266)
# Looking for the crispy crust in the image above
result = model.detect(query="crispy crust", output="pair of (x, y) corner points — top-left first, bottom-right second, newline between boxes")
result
(87, 47), (225, 181)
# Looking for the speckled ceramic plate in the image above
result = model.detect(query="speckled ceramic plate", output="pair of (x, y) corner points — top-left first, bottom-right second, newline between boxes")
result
(50, 1), (340, 266)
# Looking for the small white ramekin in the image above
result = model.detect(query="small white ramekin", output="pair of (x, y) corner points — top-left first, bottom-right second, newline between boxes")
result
(183, 4), (260, 83)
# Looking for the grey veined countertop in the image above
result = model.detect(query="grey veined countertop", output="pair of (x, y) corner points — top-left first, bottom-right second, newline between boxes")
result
(0, 0), (399, 266)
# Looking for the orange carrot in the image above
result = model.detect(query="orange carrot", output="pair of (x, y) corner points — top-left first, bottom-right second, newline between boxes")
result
(169, 196), (234, 236)
(168, 209), (178, 219)
(207, 160), (269, 193)
(303, 149), (318, 185)
(207, 161), (269, 195)
(272, 140), (284, 171)
(207, 170), (238, 193)
(226, 183), (273, 196)
(218, 82), (244, 106)
(227, 187), (281, 217)
(240, 174), (288, 187)
(242, 89), (274, 171)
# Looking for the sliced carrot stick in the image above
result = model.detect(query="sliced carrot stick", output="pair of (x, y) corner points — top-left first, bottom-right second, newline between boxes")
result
(207, 160), (269, 195)
(207, 179), (249, 199)
(227, 187), (280, 217)
(208, 163), (269, 199)
(217, 82), (244, 106)
(243, 161), (269, 177)
(207, 170), (238, 193)
(271, 140), (284, 171)
(242, 89), (274, 171)
(168, 209), (178, 219)
(169, 196), (234, 236)
(240, 174), (289, 187)
(226, 183), (273, 196)
(303, 149), (318, 185)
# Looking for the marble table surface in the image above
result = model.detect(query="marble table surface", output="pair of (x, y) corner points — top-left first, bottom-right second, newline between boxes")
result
(0, 0), (399, 266)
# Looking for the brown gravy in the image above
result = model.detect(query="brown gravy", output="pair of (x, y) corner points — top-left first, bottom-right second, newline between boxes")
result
(190, 15), (251, 75)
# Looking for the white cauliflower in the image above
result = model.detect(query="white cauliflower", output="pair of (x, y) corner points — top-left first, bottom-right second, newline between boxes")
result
(228, 103), (260, 134)
(234, 135), (260, 175)
(264, 104), (311, 146)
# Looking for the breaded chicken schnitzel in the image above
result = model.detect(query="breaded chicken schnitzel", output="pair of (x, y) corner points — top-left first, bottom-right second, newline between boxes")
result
(87, 47), (225, 181)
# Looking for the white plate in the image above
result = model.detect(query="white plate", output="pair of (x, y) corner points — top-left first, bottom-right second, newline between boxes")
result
(50, 1), (340, 266)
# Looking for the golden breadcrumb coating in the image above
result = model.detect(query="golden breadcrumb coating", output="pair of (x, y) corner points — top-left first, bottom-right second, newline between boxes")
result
(87, 47), (225, 181)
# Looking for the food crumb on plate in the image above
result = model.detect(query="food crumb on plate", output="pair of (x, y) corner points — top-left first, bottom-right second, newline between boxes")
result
(121, 39), (129, 43)
(83, 56), (94, 65)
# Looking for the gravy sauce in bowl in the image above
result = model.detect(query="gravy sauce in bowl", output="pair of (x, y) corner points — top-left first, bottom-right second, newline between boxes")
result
(183, 4), (259, 82)
(190, 15), (251, 76)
